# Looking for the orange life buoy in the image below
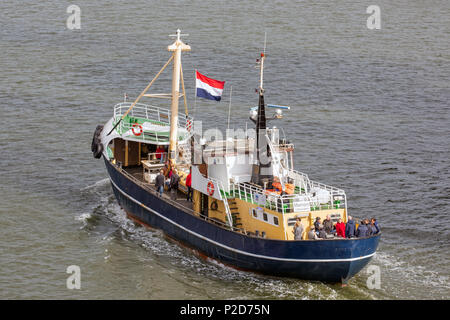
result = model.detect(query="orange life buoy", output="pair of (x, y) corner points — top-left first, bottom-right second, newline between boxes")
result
(285, 183), (295, 190)
(272, 182), (282, 191)
(132, 123), (143, 136)
(207, 181), (215, 196)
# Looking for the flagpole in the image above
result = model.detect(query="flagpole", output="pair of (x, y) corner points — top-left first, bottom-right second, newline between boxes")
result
(193, 69), (197, 119)
(227, 85), (232, 131)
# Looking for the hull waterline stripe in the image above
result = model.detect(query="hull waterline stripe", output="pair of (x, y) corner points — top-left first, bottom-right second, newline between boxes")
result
(109, 178), (376, 263)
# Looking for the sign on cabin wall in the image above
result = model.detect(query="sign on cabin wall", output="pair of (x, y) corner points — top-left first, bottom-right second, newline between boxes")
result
(253, 193), (266, 206)
(292, 196), (310, 212)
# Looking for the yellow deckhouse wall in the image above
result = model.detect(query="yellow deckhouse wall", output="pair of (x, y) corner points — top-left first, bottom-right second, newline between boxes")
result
(235, 198), (286, 240)
(283, 208), (346, 240)
(207, 196), (347, 241)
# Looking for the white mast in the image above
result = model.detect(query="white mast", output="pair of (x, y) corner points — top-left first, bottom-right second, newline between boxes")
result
(259, 32), (267, 95)
(167, 29), (191, 165)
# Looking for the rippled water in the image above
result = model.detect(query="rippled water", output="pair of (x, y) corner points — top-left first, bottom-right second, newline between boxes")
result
(0, 1), (449, 299)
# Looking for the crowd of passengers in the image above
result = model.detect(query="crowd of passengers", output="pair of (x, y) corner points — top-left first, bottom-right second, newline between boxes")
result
(293, 215), (380, 240)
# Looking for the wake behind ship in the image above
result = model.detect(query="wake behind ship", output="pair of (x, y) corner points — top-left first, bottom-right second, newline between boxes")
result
(91, 30), (380, 284)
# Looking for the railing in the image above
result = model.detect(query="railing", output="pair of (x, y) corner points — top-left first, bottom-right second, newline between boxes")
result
(113, 102), (193, 143)
(228, 182), (312, 214)
(146, 152), (168, 163)
(221, 176), (346, 214)
(308, 179), (347, 211)
(284, 168), (310, 194)
(115, 162), (247, 234)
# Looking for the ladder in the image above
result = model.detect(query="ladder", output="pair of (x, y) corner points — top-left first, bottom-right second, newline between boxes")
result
(222, 197), (234, 229)
(177, 142), (192, 165)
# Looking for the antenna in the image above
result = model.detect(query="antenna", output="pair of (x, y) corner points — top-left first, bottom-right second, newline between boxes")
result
(263, 32), (267, 55)
(169, 29), (189, 41)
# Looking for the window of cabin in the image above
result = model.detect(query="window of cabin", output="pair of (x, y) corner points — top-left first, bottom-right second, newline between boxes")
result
(273, 216), (279, 226)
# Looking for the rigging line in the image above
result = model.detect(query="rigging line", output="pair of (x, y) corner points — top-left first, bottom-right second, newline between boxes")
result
(107, 54), (174, 136)
(180, 62), (188, 117)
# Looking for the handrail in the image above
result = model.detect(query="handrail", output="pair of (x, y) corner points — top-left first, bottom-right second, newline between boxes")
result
(112, 102), (194, 143)
(114, 162), (247, 234)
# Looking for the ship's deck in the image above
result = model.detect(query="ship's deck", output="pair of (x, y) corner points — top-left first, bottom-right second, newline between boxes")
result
(123, 165), (193, 211)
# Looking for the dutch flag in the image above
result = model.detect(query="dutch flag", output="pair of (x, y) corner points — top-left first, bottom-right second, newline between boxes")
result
(196, 70), (225, 101)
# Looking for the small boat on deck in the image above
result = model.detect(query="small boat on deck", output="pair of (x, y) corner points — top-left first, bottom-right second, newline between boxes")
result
(91, 30), (380, 284)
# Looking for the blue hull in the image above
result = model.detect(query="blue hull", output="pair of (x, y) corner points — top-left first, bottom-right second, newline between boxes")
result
(104, 158), (380, 283)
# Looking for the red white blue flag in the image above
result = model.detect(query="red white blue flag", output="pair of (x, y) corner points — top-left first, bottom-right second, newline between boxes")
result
(195, 70), (225, 101)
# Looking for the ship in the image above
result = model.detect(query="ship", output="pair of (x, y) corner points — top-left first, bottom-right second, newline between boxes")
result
(91, 30), (380, 284)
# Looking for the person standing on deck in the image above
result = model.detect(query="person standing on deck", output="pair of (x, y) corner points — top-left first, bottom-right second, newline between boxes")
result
(170, 169), (180, 201)
(186, 168), (192, 202)
(323, 215), (334, 234)
(345, 216), (356, 238)
(155, 169), (165, 197)
(292, 218), (304, 240)
(370, 218), (380, 234)
(314, 217), (321, 233)
(335, 218), (346, 238)
(317, 224), (327, 239)
(356, 219), (369, 238)
(308, 227), (319, 240)
(155, 145), (165, 163)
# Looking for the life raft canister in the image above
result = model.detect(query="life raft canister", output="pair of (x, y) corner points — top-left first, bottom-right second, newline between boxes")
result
(207, 181), (215, 196)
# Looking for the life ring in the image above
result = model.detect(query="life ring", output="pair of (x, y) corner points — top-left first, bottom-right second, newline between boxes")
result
(131, 123), (143, 136)
(210, 200), (218, 211)
(207, 181), (215, 196)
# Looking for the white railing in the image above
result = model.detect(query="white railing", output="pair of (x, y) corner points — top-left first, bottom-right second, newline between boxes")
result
(113, 102), (193, 143)
(308, 179), (346, 211)
(223, 177), (346, 214)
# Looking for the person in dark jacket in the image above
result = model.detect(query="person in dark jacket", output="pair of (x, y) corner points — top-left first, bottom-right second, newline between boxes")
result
(318, 224), (327, 239)
(356, 219), (369, 238)
(345, 216), (356, 238)
(323, 215), (334, 234)
(370, 218), (380, 234)
(155, 169), (165, 197)
(170, 169), (180, 200)
(314, 217), (322, 233)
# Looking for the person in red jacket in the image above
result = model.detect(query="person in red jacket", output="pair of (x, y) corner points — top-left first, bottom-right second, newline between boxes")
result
(155, 145), (165, 163)
(335, 218), (346, 238)
(186, 168), (193, 202)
